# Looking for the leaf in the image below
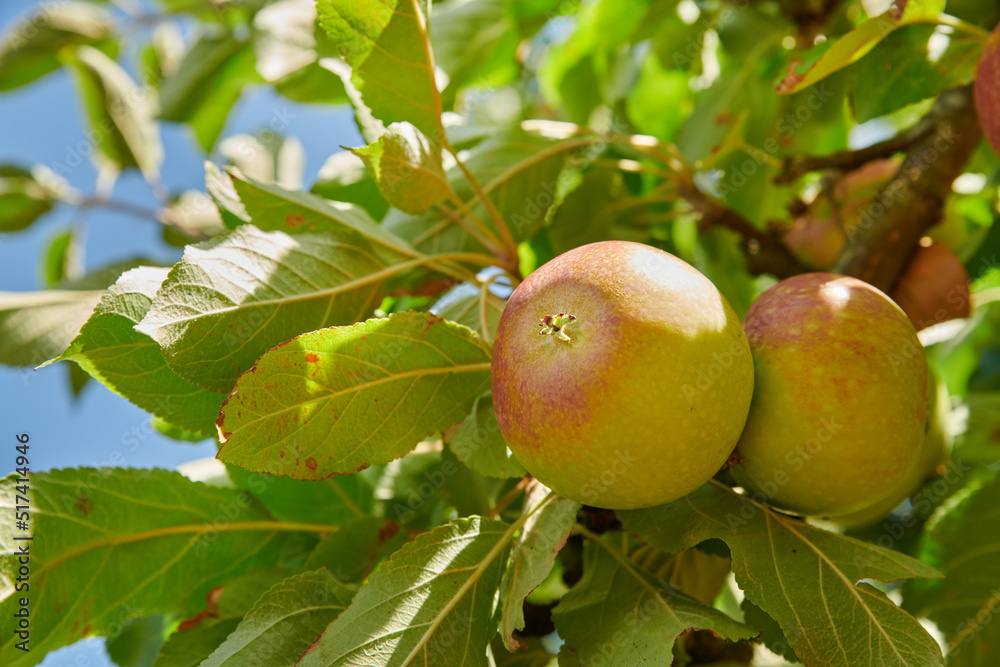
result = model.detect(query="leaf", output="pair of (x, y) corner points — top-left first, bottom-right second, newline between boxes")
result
(67, 45), (162, 180)
(204, 162), (249, 228)
(383, 131), (585, 254)
(776, 1), (948, 94)
(450, 392), (525, 479)
(49, 267), (226, 437)
(252, 0), (323, 84)
(975, 25), (1000, 157)
(154, 620), (241, 667)
(159, 190), (227, 246)
(350, 122), (451, 215)
(105, 616), (165, 667)
(618, 481), (945, 667)
(305, 517), (408, 582)
(551, 533), (756, 666)
(227, 465), (375, 526)
(201, 569), (355, 667)
(904, 472), (1000, 665)
(0, 288), (103, 368)
(297, 516), (511, 667)
(0, 468), (314, 666)
(42, 227), (81, 287)
(430, 0), (518, 107)
(0, 166), (56, 233)
(430, 282), (505, 342)
(158, 31), (261, 152)
(311, 151), (390, 221)
(0, 1), (114, 92)
(229, 169), (413, 259)
(316, 0), (443, 140)
(216, 311), (492, 479)
(491, 636), (556, 666)
(499, 484), (578, 650)
(134, 224), (398, 392)
(853, 25), (986, 123)
(220, 134), (305, 191)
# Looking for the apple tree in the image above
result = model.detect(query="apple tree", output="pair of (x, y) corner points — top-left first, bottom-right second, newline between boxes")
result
(2, 0), (1000, 665)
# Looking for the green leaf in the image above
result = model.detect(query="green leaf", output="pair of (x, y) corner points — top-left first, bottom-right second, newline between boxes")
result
(551, 533), (755, 666)
(305, 517), (408, 582)
(0, 468), (316, 666)
(544, 168), (649, 256)
(904, 472), (1000, 665)
(853, 25), (986, 122)
(298, 516), (511, 667)
(205, 162), (250, 228)
(221, 134), (305, 191)
(311, 152), (390, 221)
(499, 484), (578, 649)
(229, 169), (413, 260)
(0, 1), (114, 92)
(776, 2), (949, 94)
(618, 481), (945, 667)
(430, 282), (505, 343)
(105, 616), (165, 667)
(134, 224), (400, 392)
(49, 267), (226, 437)
(0, 166), (56, 233)
(154, 620), (241, 667)
(217, 311), (492, 479)
(42, 227), (81, 287)
(383, 131), (586, 254)
(316, 0), (443, 139)
(227, 465), (374, 525)
(450, 392), (525, 479)
(430, 0), (518, 108)
(741, 599), (799, 663)
(158, 31), (261, 152)
(350, 122), (451, 215)
(159, 190), (227, 245)
(0, 288), (103, 368)
(67, 45), (162, 180)
(201, 569), (354, 667)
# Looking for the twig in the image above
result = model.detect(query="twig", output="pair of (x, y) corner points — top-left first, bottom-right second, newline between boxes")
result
(77, 197), (161, 221)
(777, 120), (936, 184)
(486, 477), (530, 519)
(676, 180), (807, 278)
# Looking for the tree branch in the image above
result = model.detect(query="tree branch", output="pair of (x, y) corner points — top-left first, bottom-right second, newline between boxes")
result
(676, 181), (808, 278)
(832, 86), (981, 292)
(776, 119), (935, 184)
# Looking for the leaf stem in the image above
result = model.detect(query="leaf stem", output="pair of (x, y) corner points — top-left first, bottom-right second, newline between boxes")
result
(442, 137), (519, 262)
(486, 477), (530, 519)
(435, 200), (507, 257)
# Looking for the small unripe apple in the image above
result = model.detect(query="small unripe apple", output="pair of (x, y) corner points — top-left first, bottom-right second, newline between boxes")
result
(491, 241), (754, 509)
(731, 273), (927, 517)
(829, 367), (953, 526)
(890, 239), (971, 331)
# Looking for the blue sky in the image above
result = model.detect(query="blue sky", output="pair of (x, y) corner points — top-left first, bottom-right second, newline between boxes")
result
(0, 1), (363, 663)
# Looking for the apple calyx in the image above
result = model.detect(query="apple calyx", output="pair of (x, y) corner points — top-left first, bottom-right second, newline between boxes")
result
(539, 313), (577, 342)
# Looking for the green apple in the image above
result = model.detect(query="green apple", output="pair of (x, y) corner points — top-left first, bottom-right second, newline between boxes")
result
(491, 241), (754, 509)
(731, 273), (927, 517)
(829, 366), (953, 526)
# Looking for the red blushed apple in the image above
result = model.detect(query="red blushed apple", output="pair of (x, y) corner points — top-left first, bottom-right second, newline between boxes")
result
(491, 241), (754, 509)
(731, 273), (927, 517)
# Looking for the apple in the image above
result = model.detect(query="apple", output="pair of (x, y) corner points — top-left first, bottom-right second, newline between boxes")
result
(890, 239), (971, 331)
(829, 366), (953, 527)
(491, 241), (754, 509)
(731, 273), (927, 517)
